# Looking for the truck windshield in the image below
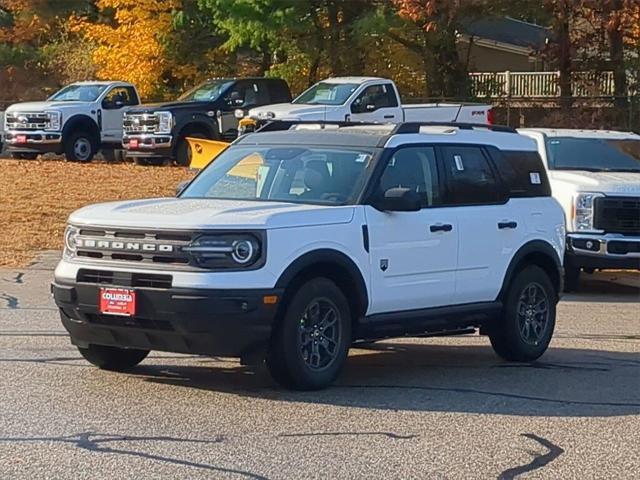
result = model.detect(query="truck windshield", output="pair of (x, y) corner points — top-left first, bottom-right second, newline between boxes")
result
(181, 145), (374, 205)
(547, 137), (640, 172)
(179, 80), (233, 102)
(292, 82), (358, 105)
(49, 84), (108, 102)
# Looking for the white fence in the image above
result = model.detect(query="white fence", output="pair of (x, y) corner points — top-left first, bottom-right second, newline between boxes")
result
(469, 71), (617, 98)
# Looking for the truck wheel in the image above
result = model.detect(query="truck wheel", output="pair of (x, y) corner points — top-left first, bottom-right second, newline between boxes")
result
(102, 149), (126, 162)
(64, 131), (95, 162)
(175, 133), (207, 167)
(489, 265), (556, 362)
(267, 278), (351, 390)
(77, 344), (149, 371)
(563, 265), (581, 292)
(10, 152), (38, 160)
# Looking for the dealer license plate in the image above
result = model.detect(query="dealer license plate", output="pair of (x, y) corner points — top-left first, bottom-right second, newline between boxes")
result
(129, 138), (139, 149)
(16, 134), (27, 144)
(99, 288), (136, 316)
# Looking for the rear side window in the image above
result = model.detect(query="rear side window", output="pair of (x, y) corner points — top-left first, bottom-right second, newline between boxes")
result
(498, 150), (551, 197)
(441, 146), (504, 205)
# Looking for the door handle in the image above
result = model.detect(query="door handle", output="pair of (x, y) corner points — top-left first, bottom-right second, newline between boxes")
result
(383, 114), (395, 119)
(430, 223), (453, 233)
(498, 221), (518, 229)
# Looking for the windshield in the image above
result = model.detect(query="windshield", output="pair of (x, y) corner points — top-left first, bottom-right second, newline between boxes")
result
(182, 145), (375, 205)
(292, 82), (358, 105)
(547, 137), (640, 172)
(179, 80), (233, 102)
(49, 84), (108, 102)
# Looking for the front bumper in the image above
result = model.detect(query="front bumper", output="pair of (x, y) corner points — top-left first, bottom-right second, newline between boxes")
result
(123, 134), (173, 158)
(566, 233), (640, 270)
(4, 130), (62, 152)
(52, 281), (283, 358)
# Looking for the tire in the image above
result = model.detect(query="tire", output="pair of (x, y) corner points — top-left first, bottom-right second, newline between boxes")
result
(489, 265), (556, 362)
(267, 278), (352, 390)
(102, 149), (126, 162)
(64, 130), (96, 162)
(10, 152), (38, 160)
(77, 344), (149, 371)
(564, 265), (581, 292)
(175, 133), (207, 167)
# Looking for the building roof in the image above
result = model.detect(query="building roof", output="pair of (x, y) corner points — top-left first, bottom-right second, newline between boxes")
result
(462, 16), (551, 51)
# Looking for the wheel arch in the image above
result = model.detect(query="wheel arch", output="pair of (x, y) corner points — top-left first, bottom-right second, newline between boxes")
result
(274, 249), (369, 330)
(62, 114), (100, 145)
(498, 240), (563, 302)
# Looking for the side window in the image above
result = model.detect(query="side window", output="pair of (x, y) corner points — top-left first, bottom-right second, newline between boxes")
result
(351, 84), (398, 113)
(441, 146), (503, 205)
(103, 87), (137, 107)
(379, 147), (440, 208)
(268, 80), (292, 103)
(496, 150), (551, 197)
(226, 81), (259, 108)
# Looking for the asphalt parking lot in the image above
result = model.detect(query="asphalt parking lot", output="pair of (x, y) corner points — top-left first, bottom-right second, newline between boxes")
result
(0, 252), (638, 479)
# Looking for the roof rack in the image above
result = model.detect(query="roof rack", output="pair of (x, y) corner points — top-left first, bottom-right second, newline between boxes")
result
(391, 122), (517, 134)
(255, 120), (517, 135)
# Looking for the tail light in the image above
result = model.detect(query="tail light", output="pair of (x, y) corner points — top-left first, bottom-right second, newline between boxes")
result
(487, 108), (495, 125)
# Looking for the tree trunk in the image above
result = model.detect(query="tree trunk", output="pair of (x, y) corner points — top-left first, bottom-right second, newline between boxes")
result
(606, 0), (628, 113)
(327, 0), (342, 75)
(556, 4), (573, 111)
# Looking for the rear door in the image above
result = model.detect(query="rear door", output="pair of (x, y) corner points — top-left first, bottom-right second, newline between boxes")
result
(365, 145), (458, 314)
(438, 145), (515, 304)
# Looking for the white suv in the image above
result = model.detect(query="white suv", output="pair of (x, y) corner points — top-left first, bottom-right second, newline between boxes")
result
(52, 122), (565, 390)
(519, 129), (640, 290)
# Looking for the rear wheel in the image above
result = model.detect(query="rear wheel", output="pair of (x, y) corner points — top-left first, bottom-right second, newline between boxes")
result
(64, 131), (96, 162)
(10, 152), (38, 160)
(267, 278), (351, 390)
(489, 265), (556, 362)
(77, 344), (149, 371)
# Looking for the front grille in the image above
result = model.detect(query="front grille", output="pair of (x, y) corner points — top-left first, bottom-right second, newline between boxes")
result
(123, 113), (159, 134)
(5, 112), (50, 131)
(75, 228), (193, 266)
(594, 196), (640, 235)
(77, 269), (173, 289)
(607, 241), (640, 255)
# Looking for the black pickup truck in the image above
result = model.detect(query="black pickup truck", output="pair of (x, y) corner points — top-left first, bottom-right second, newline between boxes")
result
(122, 77), (291, 166)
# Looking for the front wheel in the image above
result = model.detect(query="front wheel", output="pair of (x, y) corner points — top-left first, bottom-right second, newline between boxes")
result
(489, 265), (556, 362)
(64, 131), (96, 162)
(77, 344), (149, 371)
(267, 278), (351, 390)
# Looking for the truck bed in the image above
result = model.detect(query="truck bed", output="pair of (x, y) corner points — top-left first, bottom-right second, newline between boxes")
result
(402, 103), (491, 124)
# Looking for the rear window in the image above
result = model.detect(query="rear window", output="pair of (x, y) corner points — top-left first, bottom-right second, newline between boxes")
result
(498, 150), (551, 197)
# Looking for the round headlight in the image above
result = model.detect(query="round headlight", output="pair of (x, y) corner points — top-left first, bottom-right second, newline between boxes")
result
(64, 226), (78, 252)
(231, 239), (255, 264)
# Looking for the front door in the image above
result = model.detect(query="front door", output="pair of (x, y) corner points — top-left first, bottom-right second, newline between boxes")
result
(349, 83), (401, 123)
(365, 146), (458, 315)
(100, 86), (137, 143)
(219, 80), (263, 140)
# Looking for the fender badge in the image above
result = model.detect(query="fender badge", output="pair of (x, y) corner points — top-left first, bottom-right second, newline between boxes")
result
(380, 259), (389, 272)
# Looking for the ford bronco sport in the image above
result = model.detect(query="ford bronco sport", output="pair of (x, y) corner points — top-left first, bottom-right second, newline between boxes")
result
(52, 122), (565, 390)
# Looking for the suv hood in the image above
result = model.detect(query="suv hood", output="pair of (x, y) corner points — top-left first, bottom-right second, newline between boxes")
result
(69, 198), (355, 230)
(6, 101), (88, 112)
(248, 103), (341, 121)
(549, 170), (640, 196)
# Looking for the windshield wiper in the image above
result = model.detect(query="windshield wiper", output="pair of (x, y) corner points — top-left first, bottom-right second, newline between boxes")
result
(554, 167), (608, 172)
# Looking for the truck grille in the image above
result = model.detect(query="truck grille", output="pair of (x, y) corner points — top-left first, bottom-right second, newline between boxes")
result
(123, 113), (160, 133)
(594, 196), (640, 235)
(75, 228), (193, 267)
(5, 112), (50, 131)
(77, 269), (173, 289)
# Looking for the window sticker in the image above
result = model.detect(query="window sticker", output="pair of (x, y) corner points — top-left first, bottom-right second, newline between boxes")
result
(530, 172), (541, 184)
(355, 153), (370, 163)
(454, 154), (464, 171)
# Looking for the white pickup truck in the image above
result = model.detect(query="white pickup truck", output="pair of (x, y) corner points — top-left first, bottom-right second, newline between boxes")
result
(244, 77), (492, 129)
(519, 128), (640, 290)
(3, 81), (140, 162)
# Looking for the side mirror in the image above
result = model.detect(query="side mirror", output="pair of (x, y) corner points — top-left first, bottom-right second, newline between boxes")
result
(176, 180), (190, 196)
(102, 99), (125, 110)
(373, 187), (421, 212)
(365, 104), (376, 111)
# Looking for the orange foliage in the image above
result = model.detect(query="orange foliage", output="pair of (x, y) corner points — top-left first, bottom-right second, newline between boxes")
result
(0, 0), (47, 43)
(71, 0), (180, 99)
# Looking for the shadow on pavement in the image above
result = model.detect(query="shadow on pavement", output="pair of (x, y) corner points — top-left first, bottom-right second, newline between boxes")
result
(130, 342), (640, 418)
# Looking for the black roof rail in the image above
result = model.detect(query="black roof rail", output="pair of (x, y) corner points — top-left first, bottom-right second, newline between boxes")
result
(391, 122), (517, 134)
(256, 120), (383, 132)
